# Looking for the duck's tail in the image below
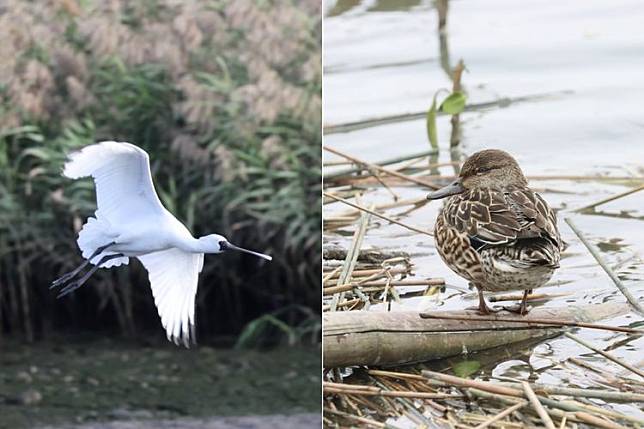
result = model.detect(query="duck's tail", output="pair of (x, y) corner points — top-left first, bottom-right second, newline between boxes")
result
(493, 238), (560, 269)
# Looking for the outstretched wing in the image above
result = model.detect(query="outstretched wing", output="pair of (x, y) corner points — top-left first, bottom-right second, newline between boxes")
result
(63, 141), (165, 224)
(138, 249), (204, 347)
(443, 187), (562, 249)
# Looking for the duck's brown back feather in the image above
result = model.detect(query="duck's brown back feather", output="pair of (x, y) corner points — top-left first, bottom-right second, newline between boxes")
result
(441, 186), (562, 252)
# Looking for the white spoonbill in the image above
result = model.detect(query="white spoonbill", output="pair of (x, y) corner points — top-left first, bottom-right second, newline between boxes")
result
(51, 141), (272, 346)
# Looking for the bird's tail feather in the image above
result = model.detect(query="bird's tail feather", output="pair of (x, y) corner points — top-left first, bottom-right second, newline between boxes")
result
(77, 217), (128, 267)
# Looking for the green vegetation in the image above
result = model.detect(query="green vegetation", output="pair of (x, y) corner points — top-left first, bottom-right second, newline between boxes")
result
(0, 0), (321, 344)
(425, 90), (466, 149)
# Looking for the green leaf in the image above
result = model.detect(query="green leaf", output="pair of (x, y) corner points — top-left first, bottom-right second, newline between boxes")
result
(452, 360), (481, 378)
(426, 94), (438, 149)
(439, 91), (467, 115)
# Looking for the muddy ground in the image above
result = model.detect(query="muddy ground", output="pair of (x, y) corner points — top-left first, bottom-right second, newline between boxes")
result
(0, 338), (321, 429)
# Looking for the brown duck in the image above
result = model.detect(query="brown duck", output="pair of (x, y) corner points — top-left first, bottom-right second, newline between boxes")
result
(427, 149), (563, 314)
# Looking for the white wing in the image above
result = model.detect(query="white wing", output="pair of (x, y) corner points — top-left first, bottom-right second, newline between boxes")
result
(138, 248), (204, 346)
(63, 141), (165, 224)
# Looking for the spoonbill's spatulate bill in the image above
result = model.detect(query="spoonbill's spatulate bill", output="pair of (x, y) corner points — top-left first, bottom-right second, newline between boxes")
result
(51, 141), (271, 346)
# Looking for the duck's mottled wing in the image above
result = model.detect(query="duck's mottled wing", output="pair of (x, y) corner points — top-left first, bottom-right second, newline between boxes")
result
(443, 189), (522, 245)
(443, 188), (560, 247)
(509, 189), (562, 248)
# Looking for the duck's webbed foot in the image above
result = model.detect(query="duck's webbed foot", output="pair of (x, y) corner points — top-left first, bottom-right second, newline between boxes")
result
(503, 290), (531, 315)
(466, 287), (502, 314)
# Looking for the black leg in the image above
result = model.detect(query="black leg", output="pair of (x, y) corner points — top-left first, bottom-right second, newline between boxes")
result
(51, 242), (115, 289)
(56, 253), (123, 299)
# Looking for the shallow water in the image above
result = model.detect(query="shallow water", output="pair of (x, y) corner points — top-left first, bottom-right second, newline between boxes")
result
(324, 0), (644, 421)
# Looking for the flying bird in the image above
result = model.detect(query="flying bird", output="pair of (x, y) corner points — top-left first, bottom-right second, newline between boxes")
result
(427, 149), (563, 315)
(51, 141), (271, 346)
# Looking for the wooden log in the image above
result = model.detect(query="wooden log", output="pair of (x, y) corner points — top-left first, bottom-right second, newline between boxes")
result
(323, 303), (630, 368)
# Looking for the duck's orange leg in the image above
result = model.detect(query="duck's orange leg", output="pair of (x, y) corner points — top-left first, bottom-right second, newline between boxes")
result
(477, 288), (499, 314)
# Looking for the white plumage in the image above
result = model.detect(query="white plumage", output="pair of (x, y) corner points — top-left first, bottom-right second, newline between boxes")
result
(53, 141), (271, 346)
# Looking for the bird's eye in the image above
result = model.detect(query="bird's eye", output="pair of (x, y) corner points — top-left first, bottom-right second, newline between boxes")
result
(476, 167), (492, 175)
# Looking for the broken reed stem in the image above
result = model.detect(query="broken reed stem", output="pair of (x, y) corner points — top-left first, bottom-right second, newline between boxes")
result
(323, 279), (444, 295)
(325, 149), (437, 179)
(574, 183), (644, 212)
(450, 59), (465, 148)
(326, 277), (444, 288)
(323, 407), (386, 428)
(324, 145), (440, 189)
(322, 266), (342, 285)
(333, 197), (428, 219)
(521, 381), (557, 429)
(564, 332), (644, 379)
(330, 208), (371, 311)
(488, 292), (570, 302)
(473, 401), (527, 429)
(332, 174), (644, 188)
(564, 217), (644, 314)
(574, 412), (629, 429)
(367, 369), (426, 382)
(422, 370), (522, 397)
(418, 312), (644, 335)
(468, 389), (573, 423)
(323, 267), (410, 279)
(499, 382), (644, 402)
(568, 356), (644, 389)
(323, 192), (434, 236)
(471, 387), (644, 426)
(323, 385), (462, 400)
(323, 91), (571, 135)
(424, 370), (644, 425)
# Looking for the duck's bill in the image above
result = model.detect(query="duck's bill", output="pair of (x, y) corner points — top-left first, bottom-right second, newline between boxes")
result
(224, 242), (272, 261)
(426, 180), (465, 200)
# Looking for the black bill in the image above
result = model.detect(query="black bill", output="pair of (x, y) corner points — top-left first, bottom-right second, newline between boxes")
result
(426, 180), (465, 200)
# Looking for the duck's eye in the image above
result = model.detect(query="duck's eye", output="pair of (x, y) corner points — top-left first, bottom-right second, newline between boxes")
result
(476, 167), (493, 175)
